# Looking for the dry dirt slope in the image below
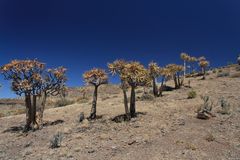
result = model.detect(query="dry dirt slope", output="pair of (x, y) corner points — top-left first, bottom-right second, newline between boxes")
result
(0, 66), (240, 160)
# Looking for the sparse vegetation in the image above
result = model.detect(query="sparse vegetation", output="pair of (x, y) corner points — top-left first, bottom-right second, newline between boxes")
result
(197, 96), (215, 120)
(50, 132), (63, 149)
(55, 98), (74, 107)
(187, 90), (197, 99)
(218, 97), (231, 115)
(217, 72), (230, 77)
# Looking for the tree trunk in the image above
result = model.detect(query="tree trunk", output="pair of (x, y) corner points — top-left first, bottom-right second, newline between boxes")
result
(32, 95), (37, 129)
(159, 77), (165, 97)
(183, 60), (186, 80)
(122, 89), (130, 119)
(174, 74), (179, 89)
(152, 77), (158, 97)
(24, 94), (32, 131)
(89, 85), (98, 119)
(203, 68), (206, 80)
(36, 92), (47, 129)
(130, 86), (136, 118)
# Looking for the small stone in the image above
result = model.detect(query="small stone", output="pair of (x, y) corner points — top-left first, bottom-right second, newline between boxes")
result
(79, 112), (85, 122)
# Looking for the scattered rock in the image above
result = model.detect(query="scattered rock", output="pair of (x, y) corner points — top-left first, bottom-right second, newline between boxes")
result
(78, 112), (85, 123)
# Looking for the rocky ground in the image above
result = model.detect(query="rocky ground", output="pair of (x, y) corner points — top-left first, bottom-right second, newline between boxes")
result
(0, 65), (240, 160)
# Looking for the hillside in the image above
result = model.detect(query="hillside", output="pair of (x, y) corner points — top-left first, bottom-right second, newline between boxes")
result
(0, 65), (240, 160)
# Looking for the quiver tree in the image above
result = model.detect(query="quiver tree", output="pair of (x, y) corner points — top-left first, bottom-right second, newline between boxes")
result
(166, 64), (184, 89)
(180, 53), (190, 79)
(0, 60), (67, 131)
(148, 62), (161, 97)
(36, 67), (67, 128)
(83, 68), (108, 119)
(199, 59), (209, 80)
(108, 60), (130, 119)
(158, 67), (171, 96)
(121, 62), (151, 117)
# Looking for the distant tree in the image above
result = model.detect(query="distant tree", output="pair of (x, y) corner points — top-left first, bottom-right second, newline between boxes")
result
(237, 54), (240, 65)
(166, 64), (184, 89)
(0, 60), (67, 131)
(148, 62), (161, 97)
(108, 60), (130, 119)
(158, 67), (171, 96)
(121, 62), (151, 117)
(83, 68), (108, 119)
(180, 53), (190, 79)
(199, 60), (209, 80)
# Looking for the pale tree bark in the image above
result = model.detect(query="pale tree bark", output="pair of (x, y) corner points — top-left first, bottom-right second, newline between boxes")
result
(89, 85), (98, 119)
(152, 77), (158, 97)
(122, 89), (130, 120)
(24, 94), (32, 131)
(36, 92), (47, 129)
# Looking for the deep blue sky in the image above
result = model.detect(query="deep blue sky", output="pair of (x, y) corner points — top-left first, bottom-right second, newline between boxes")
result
(0, 0), (239, 98)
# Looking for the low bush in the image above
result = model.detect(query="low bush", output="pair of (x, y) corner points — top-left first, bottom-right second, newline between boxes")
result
(230, 72), (240, 78)
(139, 93), (154, 101)
(55, 98), (74, 107)
(218, 97), (231, 115)
(187, 90), (197, 99)
(217, 72), (230, 77)
(50, 132), (63, 149)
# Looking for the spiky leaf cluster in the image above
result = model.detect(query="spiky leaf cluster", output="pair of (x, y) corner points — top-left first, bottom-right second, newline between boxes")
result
(166, 64), (184, 75)
(108, 59), (127, 75)
(199, 60), (209, 68)
(0, 60), (67, 96)
(121, 62), (151, 87)
(83, 68), (108, 86)
(44, 67), (67, 96)
(148, 62), (161, 78)
(180, 53), (197, 62)
(1, 60), (45, 95)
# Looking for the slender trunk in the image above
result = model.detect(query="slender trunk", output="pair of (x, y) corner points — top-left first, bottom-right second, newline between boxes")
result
(89, 85), (98, 119)
(152, 77), (158, 97)
(130, 86), (136, 117)
(32, 95), (37, 128)
(24, 94), (32, 131)
(36, 92), (47, 129)
(203, 67), (206, 80)
(159, 77), (165, 97)
(174, 74), (178, 89)
(183, 60), (186, 79)
(122, 89), (130, 120)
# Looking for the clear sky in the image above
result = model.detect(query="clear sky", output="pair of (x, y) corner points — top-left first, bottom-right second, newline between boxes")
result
(0, 0), (239, 98)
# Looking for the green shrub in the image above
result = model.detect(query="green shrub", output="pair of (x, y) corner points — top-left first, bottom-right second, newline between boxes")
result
(55, 98), (74, 107)
(187, 90), (197, 99)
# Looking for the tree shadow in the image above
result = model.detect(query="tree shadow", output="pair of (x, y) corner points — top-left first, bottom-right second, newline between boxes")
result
(3, 119), (65, 133)
(43, 119), (65, 127)
(112, 112), (147, 123)
(2, 126), (24, 133)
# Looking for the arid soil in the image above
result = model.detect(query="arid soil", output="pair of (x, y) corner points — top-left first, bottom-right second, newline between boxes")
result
(0, 65), (240, 160)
